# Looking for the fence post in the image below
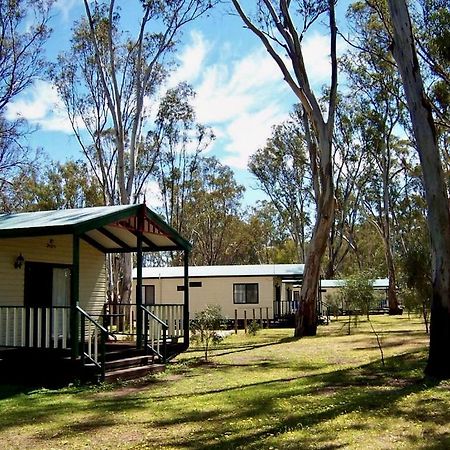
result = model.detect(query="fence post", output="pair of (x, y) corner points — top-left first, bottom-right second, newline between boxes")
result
(259, 308), (263, 328)
(266, 307), (270, 328)
(244, 310), (247, 334)
(234, 309), (238, 334)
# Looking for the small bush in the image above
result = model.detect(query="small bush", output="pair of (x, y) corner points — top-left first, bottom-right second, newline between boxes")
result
(247, 321), (261, 336)
(190, 305), (226, 361)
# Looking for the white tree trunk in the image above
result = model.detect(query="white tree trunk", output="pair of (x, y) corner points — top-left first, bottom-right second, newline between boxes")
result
(388, 0), (450, 377)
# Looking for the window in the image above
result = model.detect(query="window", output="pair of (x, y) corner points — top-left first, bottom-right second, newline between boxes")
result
(144, 285), (155, 304)
(233, 283), (259, 304)
(177, 285), (185, 292)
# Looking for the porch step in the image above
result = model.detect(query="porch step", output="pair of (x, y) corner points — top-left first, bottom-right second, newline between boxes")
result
(104, 363), (165, 382)
(104, 354), (155, 371)
(83, 342), (167, 382)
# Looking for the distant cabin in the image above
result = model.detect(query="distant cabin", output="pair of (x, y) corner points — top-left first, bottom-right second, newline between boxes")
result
(132, 264), (304, 321)
(132, 266), (391, 322)
(319, 278), (390, 311)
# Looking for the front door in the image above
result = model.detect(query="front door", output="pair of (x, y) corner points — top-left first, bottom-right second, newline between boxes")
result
(275, 285), (281, 318)
(24, 262), (53, 308)
(24, 262), (71, 346)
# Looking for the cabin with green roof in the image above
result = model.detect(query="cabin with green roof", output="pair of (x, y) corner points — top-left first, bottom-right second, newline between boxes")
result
(0, 204), (191, 383)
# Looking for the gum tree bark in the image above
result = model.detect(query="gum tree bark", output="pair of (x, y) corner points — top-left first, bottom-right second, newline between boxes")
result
(387, 0), (450, 377)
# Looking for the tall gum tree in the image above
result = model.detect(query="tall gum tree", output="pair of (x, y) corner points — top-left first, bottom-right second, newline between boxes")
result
(387, 0), (450, 377)
(344, 1), (411, 314)
(231, 0), (338, 337)
(325, 94), (372, 278)
(0, 0), (52, 202)
(53, 0), (213, 303)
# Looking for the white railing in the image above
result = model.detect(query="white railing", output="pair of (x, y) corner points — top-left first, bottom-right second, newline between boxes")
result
(127, 304), (184, 340)
(149, 304), (184, 340)
(0, 306), (70, 349)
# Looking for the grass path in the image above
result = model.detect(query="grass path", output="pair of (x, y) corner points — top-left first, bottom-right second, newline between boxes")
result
(0, 316), (449, 449)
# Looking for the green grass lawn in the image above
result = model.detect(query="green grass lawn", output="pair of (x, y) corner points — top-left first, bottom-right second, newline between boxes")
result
(0, 315), (449, 449)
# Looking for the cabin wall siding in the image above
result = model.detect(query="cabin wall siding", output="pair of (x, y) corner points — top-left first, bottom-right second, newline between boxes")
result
(136, 275), (278, 319)
(79, 240), (106, 315)
(0, 235), (106, 314)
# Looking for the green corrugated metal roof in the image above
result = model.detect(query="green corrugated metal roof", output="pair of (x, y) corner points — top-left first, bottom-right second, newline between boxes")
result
(0, 205), (135, 231)
(0, 204), (191, 252)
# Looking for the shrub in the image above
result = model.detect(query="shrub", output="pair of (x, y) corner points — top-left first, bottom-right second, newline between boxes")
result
(190, 305), (225, 362)
(247, 321), (261, 336)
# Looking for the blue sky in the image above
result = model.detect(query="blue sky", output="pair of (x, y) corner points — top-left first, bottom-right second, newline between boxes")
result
(6, 0), (351, 207)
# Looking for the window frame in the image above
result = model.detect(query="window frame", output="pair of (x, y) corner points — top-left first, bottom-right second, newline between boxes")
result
(233, 283), (259, 304)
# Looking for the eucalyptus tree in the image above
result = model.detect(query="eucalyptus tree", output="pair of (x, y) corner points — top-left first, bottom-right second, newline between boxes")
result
(52, 0), (213, 303)
(153, 84), (214, 247)
(173, 156), (246, 266)
(413, 0), (450, 134)
(231, 1), (338, 336)
(0, 0), (52, 197)
(249, 110), (314, 264)
(325, 94), (373, 278)
(344, 2), (411, 314)
(2, 160), (102, 212)
(412, 1), (450, 190)
(247, 201), (294, 264)
(387, 0), (450, 378)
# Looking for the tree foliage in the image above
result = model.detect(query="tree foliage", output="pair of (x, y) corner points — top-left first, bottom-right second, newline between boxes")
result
(387, 0), (450, 378)
(339, 272), (377, 327)
(1, 159), (102, 212)
(0, 0), (52, 197)
(52, 0), (213, 305)
(249, 109), (313, 263)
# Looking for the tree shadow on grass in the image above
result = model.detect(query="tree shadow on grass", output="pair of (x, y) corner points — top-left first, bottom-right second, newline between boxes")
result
(144, 351), (443, 450)
(184, 335), (301, 361)
(0, 343), (445, 449)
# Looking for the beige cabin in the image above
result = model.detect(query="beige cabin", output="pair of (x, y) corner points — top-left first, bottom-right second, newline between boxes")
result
(0, 204), (191, 383)
(318, 279), (390, 313)
(132, 264), (304, 321)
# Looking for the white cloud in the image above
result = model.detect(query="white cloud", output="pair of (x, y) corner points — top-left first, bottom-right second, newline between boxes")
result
(169, 31), (210, 87)
(223, 107), (288, 169)
(53, 0), (79, 23)
(143, 180), (163, 210)
(6, 80), (81, 133)
(302, 32), (348, 86)
(180, 41), (292, 169)
(6, 80), (59, 121)
(171, 30), (348, 171)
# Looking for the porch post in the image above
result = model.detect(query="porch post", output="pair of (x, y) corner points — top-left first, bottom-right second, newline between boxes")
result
(136, 230), (143, 348)
(183, 250), (190, 347)
(71, 234), (80, 359)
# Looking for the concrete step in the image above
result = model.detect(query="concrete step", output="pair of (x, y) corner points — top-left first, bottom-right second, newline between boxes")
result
(104, 363), (165, 382)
